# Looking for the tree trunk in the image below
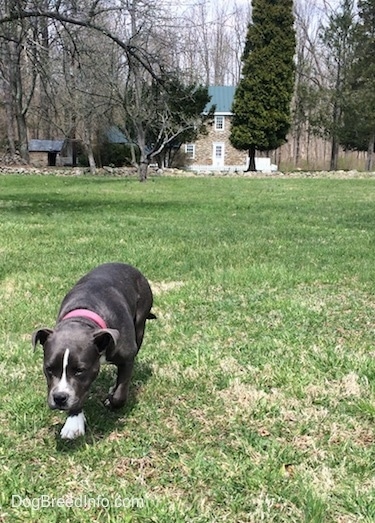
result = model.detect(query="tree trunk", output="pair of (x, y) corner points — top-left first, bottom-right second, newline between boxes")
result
(294, 126), (301, 166)
(84, 127), (96, 173)
(139, 161), (149, 182)
(17, 112), (29, 163)
(87, 144), (96, 174)
(246, 145), (256, 171)
(366, 133), (374, 171)
(12, 43), (29, 162)
(330, 135), (339, 171)
(330, 62), (341, 171)
(135, 125), (149, 181)
(39, 12), (52, 138)
(4, 90), (16, 157)
(72, 138), (77, 167)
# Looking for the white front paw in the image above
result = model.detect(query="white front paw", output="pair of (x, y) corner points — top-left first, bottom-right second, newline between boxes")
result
(60, 412), (86, 439)
(108, 385), (115, 395)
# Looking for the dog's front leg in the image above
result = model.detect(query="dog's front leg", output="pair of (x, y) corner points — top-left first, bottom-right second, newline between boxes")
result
(104, 360), (134, 409)
(60, 410), (86, 439)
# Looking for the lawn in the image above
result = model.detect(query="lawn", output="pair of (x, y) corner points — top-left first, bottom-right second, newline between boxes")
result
(0, 173), (375, 522)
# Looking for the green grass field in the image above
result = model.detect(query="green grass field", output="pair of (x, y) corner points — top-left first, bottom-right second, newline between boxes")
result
(0, 173), (375, 522)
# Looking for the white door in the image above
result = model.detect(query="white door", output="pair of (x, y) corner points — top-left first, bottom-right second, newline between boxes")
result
(213, 142), (225, 168)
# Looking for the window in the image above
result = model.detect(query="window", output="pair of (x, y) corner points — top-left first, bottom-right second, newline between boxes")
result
(215, 116), (225, 131)
(185, 144), (195, 159)
(215, 144), (223, 158)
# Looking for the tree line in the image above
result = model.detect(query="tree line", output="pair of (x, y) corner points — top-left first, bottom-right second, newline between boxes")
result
(293, 0), (375, 171)
(0, 0), (374, 178)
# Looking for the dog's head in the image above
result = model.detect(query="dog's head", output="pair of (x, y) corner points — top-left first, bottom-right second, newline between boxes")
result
(32, 322), (119, 411)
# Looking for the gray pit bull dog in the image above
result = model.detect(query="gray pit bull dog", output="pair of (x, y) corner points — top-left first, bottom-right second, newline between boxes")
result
(32, 262), (155, 440)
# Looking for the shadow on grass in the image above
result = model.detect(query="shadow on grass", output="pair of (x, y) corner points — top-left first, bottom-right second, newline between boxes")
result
(0, 189), (198, 217)
(55, 359), (152, 452)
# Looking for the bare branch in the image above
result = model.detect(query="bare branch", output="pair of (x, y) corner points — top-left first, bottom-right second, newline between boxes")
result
(0, 8), (162, 80)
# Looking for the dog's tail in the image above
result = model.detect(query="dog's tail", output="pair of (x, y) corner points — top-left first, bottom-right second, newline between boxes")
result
(147, 312), (157, 320)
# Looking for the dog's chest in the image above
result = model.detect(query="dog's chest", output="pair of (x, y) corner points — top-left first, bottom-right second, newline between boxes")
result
(99, 354), (110, 364)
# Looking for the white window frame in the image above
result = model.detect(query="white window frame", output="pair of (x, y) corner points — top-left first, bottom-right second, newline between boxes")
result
(185, 143), (196, 159)
(215, 115), (225, 131)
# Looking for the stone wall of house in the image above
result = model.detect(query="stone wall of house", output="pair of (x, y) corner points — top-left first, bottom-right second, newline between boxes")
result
(193, 116), (247, 167)
(29, 152), (48, 168)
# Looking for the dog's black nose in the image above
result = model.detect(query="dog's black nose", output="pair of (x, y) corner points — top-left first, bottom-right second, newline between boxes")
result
(53, 392), (69, 407)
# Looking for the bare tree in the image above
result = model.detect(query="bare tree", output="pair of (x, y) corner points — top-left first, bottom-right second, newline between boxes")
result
(292, 0), (323, 166)
(0, 0), (42, 161)
(175, 0), (251, 86)
(0, 0), (210, 175)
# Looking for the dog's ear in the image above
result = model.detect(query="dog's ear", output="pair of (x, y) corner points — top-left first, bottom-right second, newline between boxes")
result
(32, 328), (54, 350)
(93, 329), (120, 354)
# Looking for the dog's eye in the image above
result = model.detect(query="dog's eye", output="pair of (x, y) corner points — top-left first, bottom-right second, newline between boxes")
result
(45, 366), (53, 377)
(74, 368), (86, 376)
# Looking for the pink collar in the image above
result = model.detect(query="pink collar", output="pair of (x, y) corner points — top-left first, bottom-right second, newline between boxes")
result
(62, 309), (107, 330)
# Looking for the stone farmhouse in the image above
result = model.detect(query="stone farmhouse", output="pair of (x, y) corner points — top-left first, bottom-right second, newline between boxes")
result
(185, 86), (277, 173)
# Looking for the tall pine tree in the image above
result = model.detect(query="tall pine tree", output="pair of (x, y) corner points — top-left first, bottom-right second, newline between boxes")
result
(230, 0), (295, 171)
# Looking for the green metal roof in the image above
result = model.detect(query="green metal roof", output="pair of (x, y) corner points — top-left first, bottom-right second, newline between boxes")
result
(206, 86), (236, 114)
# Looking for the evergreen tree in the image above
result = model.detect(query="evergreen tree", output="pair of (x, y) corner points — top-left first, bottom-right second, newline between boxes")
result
(340, 0), (375, 170)
(230, 0), (296, 171)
